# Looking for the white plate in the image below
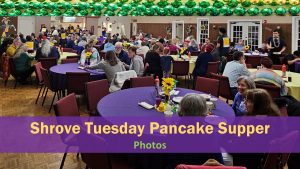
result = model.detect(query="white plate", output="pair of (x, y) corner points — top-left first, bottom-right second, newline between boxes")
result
(199, 94), (211, 100)
(172, 97), (183, 103)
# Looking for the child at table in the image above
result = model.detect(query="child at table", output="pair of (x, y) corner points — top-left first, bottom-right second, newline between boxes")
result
(160, 47), (174, 78)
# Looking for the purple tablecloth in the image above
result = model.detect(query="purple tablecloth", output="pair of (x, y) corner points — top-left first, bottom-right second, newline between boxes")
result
(49, 63), (106, 90)
(295, 61), (300, 73)
(97, 87), (235, 120)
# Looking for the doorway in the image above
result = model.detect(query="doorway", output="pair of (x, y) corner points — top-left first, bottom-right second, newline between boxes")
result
(172, 21), (184, 42)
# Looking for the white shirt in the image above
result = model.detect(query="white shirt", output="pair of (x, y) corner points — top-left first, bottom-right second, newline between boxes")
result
(137, 46), (150, 57)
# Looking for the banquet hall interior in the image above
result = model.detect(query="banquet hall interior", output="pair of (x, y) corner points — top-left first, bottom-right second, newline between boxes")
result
(1, 14), (300, 169)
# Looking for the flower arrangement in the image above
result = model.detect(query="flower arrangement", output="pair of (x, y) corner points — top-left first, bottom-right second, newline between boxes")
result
(156, 102), (166, 112)
(162, 78), (176, 97)
(123, 42), (131, 50)
(86, 51), (92, 59)
(244, 45), (250, 51)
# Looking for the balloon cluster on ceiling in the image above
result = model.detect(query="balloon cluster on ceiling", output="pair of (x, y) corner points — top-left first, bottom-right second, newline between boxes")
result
(0, 0), (299, 16)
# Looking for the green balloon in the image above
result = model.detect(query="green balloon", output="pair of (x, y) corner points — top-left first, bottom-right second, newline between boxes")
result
(185, 0), (196, 8)
(44, 2), (57, 9)
(171, 8), (181, 16)
(121, 4), (132, 11)
(164, 5), (174, 13)
(136, 5), (146, 12)
(77, 2), (90, 10)
(93, 3), (104, 10)
(199, 1), (210, 8)
(241, 0), (251, 7)
(30, 2), (43, 9)
(257, 0), (264, 6)
(90, 10), (101, 16)
(63, 9), (75, 16)
(234, 6), (246, 16)
(60, 2), (72, 9)
(11, 0), (19, 2)
(184, 8), (194, 16)
(178, 5), (187, 13)
(117, 10), (128, 16)
(104, 10), (115, 16)
(261, 8), (272, 16)
(221, 6), (233, 16)
(22, 9), (35, 16)
(119, 0), (128, 3)
(143, 1), (154, 8)
(77, 10), (89, 16)
(144, 9), (154, 16)
(275, 7), (286, 16)
(289, 6), (300, 16)
(150, 5), (160, 12)
(210, 7), (220, 16)
(171, 0), (182, 8)
(8, 9), (21, 16)
(0, 10), (8, 17)
(36, 9), (48, 16)
(107, 3), (118, 11)
(2, 1), (15, 9)
(270, 1), (277, 6)
(130, 11), (140, 16)
(248, 7), (259, 16)
(157, 1), (168, 8)
(227, 0), (238, 8)
(50, 0), (59, 2)
(197, 7), (206, 16)
(8, 12), (18, 17)
(157, 8), (167, 15)
(192, 6), (199, 13)
(213, 1), (224, 8)
(16, 2), (29, 9)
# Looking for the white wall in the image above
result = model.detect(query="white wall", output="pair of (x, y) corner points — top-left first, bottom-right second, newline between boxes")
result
(18, 16), (35, 36)
(35, 17), (51, 35)
(98, 17), (131, 37)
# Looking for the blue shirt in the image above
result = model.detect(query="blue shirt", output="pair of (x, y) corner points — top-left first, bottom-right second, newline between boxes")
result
(117, 50), (131, 65)
(232, 92), (247, 116)
(103, 43), (115, 52)
(193, 52), (213, 77)
(160, 55), (174, 72)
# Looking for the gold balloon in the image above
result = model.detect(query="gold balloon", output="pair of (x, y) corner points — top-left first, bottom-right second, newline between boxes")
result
(290, 0), (299, 5)
(277, 0), (286, 4)
(250, 0), (260, 3)
(263, 0), (272, 4)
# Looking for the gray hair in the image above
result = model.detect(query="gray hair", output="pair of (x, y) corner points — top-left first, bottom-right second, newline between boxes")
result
(190, 39), (198, 48)
(237, 76), (256, 89)
(115, 42), (123, 48)
(179, 94), (208, 116)
(13, 44), (27, 59)
(41, 39), (51, 57)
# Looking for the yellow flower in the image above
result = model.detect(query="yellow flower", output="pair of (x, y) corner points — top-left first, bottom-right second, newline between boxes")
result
(162, 78), (175, 95)
(86, 52), (92, 59)
(156, 102), (166, 112)
(244, 45), (250, 51)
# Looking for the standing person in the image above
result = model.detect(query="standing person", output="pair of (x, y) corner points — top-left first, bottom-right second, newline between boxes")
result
(144, 44), (163, 80)
(124, 46), (144, 76)
(59, 28), (67, 48)
(160, 47), (174, 78)
(217, 27), (230, 73)
(267, 29), (286, 64)
(223, 51), (250, 97)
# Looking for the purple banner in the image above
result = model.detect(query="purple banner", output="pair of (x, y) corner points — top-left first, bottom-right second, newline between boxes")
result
(0, 116), (300, 153)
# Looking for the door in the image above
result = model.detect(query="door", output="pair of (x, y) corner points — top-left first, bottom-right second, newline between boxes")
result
(230, 21), (261, 51)
(197, 18), (209, 44)
(18, 17), (35, 36)
(172, 21), (184, 42)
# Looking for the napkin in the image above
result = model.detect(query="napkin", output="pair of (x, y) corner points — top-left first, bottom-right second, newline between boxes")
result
(138, 102), (154, 109)
(170, 90), (180, 96)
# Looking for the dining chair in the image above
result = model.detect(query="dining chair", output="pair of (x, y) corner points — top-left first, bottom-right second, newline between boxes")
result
(66, 72), (90, 95)
(9, 57), (21, 89)
(53, 93), (80, 169)
(172, 61), (190, 87)
(130, 76), (155, 88)
(206, 61), (220, 77)
(195, 77), (220, 97)
(39, 57), (57, 70)
(191, 51), (201, 56)
(34, 62), (46, 104)
(61, 58), (79, 64)
(62, 48), (74, 52)
(0, 54), (10, 87)
(272, 64), (282, 70)
(210, 73), (234, 103)
(246, 55), (262, 68)
(85, 79), (109, 116)
(255, 83), (281, 98)
(40, 67), (60, 113)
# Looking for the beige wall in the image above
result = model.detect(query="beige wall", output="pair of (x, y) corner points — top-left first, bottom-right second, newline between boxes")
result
(35, 17), (51, 35)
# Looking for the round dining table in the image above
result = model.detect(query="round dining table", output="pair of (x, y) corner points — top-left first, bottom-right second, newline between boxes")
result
(49, 63), (106, 90)
(97, 87), (235, 120)
(295, 61), (300, 73)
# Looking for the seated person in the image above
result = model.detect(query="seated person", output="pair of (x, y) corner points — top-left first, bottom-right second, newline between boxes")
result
(232, 76), (256, 116)
(80, 43), (100, 66)
(284, 50), (300, 72)
(183, 39), (198, 54)
(103, 39), (115, 52)
(124, 46), (144, 76)
(168, 39), (180, 53)
(234, 39), (244, 52)
(160, 47), (174, 78)
(13, 44), (35, 84)
(223, 51), (250, 96)
(256, 42), (269, 54)
(136, 41), (150, 57)
(66, 35), (75, 49)
(115, 42), (131, 65)
(144, 44), (163, 80)
(86, 51), (125, 84)
(192, 44), (214, 78)
(35, 39), (60, 60)
(178, 94), (208, 116)
(251, 57), (288, 96)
